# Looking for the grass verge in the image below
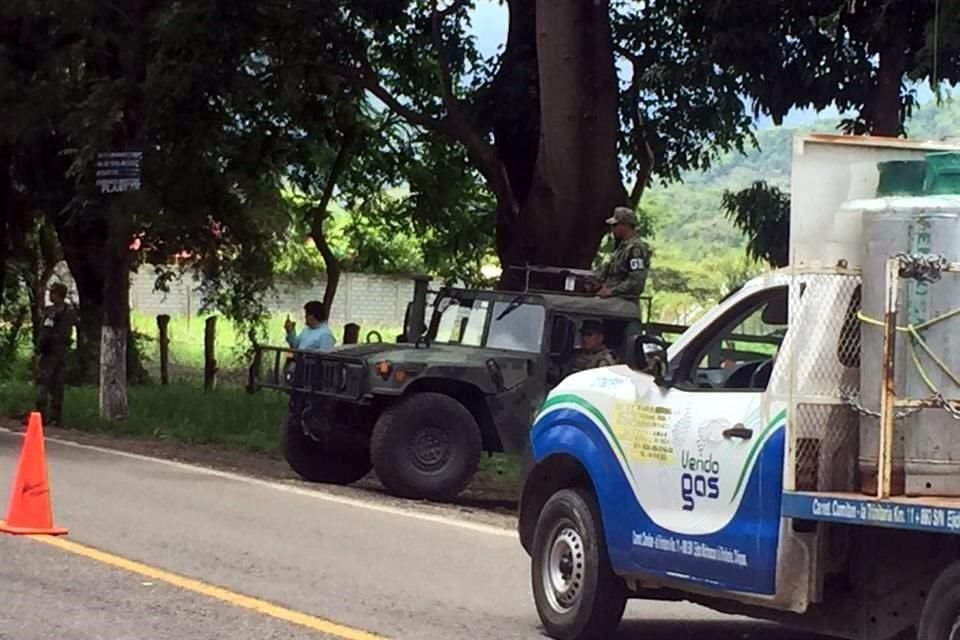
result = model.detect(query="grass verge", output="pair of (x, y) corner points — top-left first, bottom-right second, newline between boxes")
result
(0, 379), (287, 454)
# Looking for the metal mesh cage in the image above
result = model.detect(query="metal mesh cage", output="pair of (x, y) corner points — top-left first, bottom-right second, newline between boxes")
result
(776, 272), (862, 492)
(793, 403), (859, 492)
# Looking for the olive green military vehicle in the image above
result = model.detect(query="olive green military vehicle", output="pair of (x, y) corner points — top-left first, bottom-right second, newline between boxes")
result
(249, 269), (671, 501)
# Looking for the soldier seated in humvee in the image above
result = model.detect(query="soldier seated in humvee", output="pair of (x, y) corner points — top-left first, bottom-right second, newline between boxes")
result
(560, 319), (618, 377)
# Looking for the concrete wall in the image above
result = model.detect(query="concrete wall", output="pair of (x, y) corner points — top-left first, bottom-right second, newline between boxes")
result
(54, 263), (435, 330)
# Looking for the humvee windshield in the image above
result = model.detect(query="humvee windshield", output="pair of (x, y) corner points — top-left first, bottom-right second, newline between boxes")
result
(430, 293), (545, 353)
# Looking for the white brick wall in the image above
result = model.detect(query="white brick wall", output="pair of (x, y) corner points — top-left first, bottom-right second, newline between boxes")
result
(55, 262), (438, 330)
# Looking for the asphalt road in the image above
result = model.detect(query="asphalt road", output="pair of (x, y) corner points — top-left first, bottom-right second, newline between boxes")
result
(0, 430), (828, 640)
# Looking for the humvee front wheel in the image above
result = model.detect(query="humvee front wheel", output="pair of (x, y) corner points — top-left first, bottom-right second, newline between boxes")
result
(281, 410), (372, 485)
(370, 392), (482, 501)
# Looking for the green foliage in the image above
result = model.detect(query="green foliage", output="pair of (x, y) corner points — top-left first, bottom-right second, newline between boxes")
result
(677, 0), (960, 136)
(722, 182), (791, 268)
(613, 1), (758, 184)
(0, 283), (32, 373)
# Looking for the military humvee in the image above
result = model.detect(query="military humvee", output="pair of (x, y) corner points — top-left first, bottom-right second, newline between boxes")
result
(249, 268), (671, 501)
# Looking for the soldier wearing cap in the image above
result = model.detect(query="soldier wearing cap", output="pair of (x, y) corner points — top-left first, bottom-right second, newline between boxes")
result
(562, 318), (618, 377)
(590, 206), (651, 301)
(34, 281), (76, 426)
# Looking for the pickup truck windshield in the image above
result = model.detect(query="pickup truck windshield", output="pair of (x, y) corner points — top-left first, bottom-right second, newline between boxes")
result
(430, 296), (545, 353)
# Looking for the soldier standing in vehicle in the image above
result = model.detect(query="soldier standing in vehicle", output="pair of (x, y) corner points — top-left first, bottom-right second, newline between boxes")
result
(562, 319), (617, 377)
(590, 206), (651, 301)
(34, 282), (76, 426)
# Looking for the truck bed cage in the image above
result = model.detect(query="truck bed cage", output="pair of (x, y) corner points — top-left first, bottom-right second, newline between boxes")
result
(783, 253), (960, 534)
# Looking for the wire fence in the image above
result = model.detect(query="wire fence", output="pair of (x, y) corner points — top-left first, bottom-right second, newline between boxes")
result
(130, 312), (400, 388)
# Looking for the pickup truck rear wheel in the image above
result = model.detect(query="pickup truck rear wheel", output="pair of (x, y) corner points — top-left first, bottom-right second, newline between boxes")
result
(532, 488), (627, 640)
(920, 561), (960, 640)
(370, 392), (482, 501)
(281, 409), (372, 485)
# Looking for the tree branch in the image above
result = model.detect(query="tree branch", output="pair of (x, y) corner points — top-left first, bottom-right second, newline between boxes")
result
(432, 3), (457, 108)
(307, 129), (356, 314)
(316, 28), (520, 217)
(617, 47), (656, 207)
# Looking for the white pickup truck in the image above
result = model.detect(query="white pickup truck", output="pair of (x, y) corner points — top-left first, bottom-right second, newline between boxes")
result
(518, 134), (960, 640)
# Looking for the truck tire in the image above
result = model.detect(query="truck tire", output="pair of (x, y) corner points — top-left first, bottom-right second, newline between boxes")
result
(281, 410), (372, 485)
(370, 392), (482, 501)
(920, 561), (960, 640)
(531, 488), (627, 640)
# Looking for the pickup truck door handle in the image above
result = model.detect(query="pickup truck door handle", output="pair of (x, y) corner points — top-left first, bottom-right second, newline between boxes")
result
(723, 424), (754, 440)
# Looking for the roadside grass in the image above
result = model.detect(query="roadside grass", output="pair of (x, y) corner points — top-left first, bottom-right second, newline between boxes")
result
(0, 375), (288, 454)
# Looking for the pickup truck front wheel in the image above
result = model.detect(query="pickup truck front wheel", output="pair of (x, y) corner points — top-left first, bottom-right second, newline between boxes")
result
(371, 392), (482, 501)
(281, 410), (372, 485)
(920, 561), (960, 640)
(532, 488), (627, 640)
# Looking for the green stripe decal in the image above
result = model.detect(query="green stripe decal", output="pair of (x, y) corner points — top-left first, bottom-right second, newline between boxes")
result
(538, 394), (630, 467)
(729, 408), (787, 504)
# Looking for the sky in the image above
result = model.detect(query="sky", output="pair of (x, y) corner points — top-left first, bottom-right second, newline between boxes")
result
(465, 1), (945, 131)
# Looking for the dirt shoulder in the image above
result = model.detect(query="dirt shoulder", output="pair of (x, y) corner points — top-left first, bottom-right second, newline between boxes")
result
(0, 416), (521, 531)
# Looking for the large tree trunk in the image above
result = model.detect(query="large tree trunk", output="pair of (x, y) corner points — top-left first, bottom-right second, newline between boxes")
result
(99, 0), (148, 420)
(872, 43), (906, 137)
(56, 210), (107, 383)
(0, 145), (12, 300)
(498, 0), (626, 287)
(99, 198), (132, 420)
(489, 0), (539, 272)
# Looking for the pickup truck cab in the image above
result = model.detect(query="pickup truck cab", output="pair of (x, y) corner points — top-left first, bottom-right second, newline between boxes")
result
(519, 135), (960, 640)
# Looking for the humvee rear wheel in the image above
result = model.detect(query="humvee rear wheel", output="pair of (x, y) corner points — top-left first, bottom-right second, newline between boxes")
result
(532, 488), (627, 640)
(370, 392), (482, 501)
(281, 410), (372, 485)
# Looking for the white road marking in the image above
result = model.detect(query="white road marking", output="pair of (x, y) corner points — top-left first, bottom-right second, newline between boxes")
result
(0, 428), (519, 539)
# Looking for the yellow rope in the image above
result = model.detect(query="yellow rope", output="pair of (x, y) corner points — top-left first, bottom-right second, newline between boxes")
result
(857, 309), (960, 396)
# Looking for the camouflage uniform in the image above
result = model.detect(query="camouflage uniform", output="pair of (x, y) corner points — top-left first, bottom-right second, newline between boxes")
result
(34, 300), (76, 425)
(599, 207), (651, 302)
(563, 347), (618, 377)
(599, 235), (650, 301)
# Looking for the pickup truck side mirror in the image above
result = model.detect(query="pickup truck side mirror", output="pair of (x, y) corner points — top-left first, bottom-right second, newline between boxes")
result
(625, 334), (671, 386)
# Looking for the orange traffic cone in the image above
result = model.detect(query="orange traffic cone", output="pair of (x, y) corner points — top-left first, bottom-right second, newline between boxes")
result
(0, 411), (68, 535)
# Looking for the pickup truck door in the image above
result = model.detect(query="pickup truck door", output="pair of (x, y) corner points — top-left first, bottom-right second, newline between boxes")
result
(621, 285), (788, 595)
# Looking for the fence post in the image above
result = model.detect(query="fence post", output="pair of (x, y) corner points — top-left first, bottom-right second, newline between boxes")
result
(157, 314), (170, 386)
(343, 322), (360, 344)
(204, 316), (217, 391)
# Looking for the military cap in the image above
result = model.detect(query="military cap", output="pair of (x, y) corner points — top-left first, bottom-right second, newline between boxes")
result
(605, 206), (637, 227)
(579, 318), (605, 335)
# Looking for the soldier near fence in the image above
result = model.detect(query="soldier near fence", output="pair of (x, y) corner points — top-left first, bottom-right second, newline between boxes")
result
(34, 282), (77, 426)
(562, 319), (618, 377)
(589, 206), (651, 302)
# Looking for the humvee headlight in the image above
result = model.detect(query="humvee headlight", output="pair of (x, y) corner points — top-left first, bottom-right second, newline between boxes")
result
(375, 360), (392, 379)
